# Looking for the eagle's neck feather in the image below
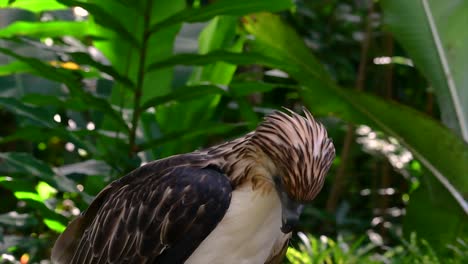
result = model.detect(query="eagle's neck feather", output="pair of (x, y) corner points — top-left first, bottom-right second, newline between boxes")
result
(200, 133), (277, 194)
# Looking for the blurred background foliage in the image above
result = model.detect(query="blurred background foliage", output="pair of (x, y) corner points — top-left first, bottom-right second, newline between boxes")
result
(0, 0), (467, 263)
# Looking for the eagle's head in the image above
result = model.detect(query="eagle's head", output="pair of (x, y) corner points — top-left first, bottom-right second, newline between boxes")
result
(249, 108), (335, 232)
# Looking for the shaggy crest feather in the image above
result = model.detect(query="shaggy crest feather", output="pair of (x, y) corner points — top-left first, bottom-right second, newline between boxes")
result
(249, 108), (335, 201)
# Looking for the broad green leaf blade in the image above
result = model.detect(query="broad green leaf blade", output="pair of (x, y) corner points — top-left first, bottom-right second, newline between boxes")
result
(0, 21), (96, 39)
(0, 0), (67, 12)
(381, 0), (468, 141)
(146, 50), (297, 73)
(243, 12), (468, 247)
(148, 0), (293, 35)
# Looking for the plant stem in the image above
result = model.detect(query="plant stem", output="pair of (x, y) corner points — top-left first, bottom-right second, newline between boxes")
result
(129, 0), (153, 156)
(325, 1), (374, 213)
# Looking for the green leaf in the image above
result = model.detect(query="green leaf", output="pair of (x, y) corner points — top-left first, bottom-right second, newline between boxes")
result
(0, 95), (126, 145)
(140, 82), (288, 110)
(76, 94), (130, 133)
(0, 152), (78, 193)
(141, 84), (227, 110)
(43, 218), (66, 233)
(0, 97), (55, 127)
(154, 16), (245, 157)
(381, 0), (468, 141)
(0, 60), (33, 76)
(94, 0), (185, 115)
(36, 181), (57, 201)
(0, 0), (67, 12)
(235, 96), (260, 127)
(146, 50), (296, 73)
(404, 174), (467, 249)
(138, 123), (246, 151)
(14, 191), (42, 202)
(0, 21), (96, 39)
(18, 94), (129, 133)
(0, 176), (36, 194)
(0, 47), (82, 90)
(0, 152), (55, 181)
(229, 82), (294, 97)
(149, 0), (293, 35)
(0, 125), (96, 154)
(0, 177), (69, 232)
(69, 52), (135, 89)
(243, 12), (468, 247)
(57, 0), (140, 48)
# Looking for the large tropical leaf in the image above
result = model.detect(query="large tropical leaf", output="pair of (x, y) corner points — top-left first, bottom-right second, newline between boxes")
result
(381, 0), (468, 142)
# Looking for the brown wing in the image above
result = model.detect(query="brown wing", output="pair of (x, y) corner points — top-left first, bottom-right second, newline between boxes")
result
(51, 155), (232, 264)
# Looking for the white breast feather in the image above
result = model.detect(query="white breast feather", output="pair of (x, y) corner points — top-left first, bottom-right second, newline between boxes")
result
(185, 184), (283, 264)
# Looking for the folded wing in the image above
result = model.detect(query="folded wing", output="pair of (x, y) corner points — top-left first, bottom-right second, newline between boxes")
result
(52, 156), (232, 264)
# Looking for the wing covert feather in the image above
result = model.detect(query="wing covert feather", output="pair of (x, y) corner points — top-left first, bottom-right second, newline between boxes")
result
(52, 156), (232, 264)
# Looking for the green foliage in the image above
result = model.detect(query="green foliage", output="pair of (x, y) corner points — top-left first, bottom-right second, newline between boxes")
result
(286, 233), (468, 264)
(0, 0), (467, 262)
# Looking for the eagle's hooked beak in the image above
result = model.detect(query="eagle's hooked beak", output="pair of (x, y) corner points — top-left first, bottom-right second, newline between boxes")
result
(274, 177), (304, 233)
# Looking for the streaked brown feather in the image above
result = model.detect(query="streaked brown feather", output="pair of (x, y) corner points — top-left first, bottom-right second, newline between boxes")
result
(52, 156), (232, 264)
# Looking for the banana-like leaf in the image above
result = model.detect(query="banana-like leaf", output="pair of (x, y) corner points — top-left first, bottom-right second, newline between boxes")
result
(381, 0), (468, 142)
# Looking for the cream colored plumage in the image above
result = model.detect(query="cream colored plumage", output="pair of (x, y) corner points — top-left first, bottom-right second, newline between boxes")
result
(52, 108), (335, 264)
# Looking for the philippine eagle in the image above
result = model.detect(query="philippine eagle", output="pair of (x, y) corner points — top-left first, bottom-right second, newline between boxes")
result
(51, 108), (335, 264)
